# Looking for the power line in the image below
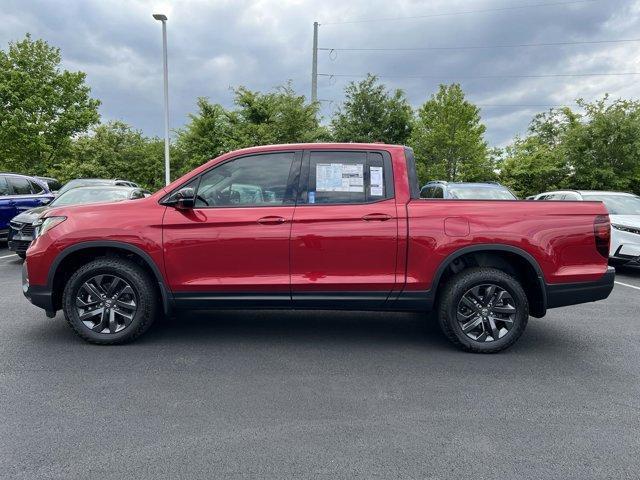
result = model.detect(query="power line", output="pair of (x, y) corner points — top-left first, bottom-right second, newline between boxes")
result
(476, 104), (580, 107)
(319, 38), (640, 52)
(321, 0), (599, 25)
(318, 72), (640, 80)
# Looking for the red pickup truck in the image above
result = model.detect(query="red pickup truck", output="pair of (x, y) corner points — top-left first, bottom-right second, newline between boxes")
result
(22, 143), (615, 352)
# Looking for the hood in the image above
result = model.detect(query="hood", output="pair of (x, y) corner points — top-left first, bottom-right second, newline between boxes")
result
(610, 214), (640, 228)
(11, 206), (49, 224)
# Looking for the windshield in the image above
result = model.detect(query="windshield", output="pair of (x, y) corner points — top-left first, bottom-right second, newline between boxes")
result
(448, 186), (517, 200)
(582, 194), (640, 215)
(51, 188), (131, 206)
(57, 179), (112, 196)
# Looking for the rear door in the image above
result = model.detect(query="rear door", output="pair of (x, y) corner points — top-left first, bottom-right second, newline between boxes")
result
(6, 176), (46, 213)
(290, 149), (398, 308)
(0, 176), (16, 234)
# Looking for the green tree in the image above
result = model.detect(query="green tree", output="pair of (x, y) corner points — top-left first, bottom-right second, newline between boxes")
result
(565, 97), (640, 193)
(228, 83), (327, 148)
(174, 83), (326, 175)
(0, 34), (100, 174)
(498, 108), (574, 197)
(54, 121), (167, 190)
(410, 84), (493, 183)
(174, 98), (232, 175)
(331, 74), (412, 144)
(499, 97), (640, 196)
(498, 136), (569, 198)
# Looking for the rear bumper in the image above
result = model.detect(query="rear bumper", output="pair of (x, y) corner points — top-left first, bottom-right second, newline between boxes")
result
(22, 263), (55, 313)
(545, 266), (615, 309)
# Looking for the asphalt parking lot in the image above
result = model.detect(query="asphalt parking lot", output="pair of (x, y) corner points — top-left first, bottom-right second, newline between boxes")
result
(0, 246), (639, 480)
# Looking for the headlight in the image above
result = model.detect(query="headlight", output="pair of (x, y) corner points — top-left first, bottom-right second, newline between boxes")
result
(33, 216), (67, 239)
(612, 224), (640, 235)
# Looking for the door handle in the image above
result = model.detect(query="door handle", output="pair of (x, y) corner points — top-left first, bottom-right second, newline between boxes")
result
(362, 213), (392, 222)
(257, 216), (287, 225)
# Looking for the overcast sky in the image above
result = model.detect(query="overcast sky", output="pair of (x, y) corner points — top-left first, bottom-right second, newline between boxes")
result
(2, 0), (639, 146)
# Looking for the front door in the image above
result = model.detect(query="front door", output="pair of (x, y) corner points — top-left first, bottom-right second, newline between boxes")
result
(163, 151), (301, 307)
(290, 150), (399, 308)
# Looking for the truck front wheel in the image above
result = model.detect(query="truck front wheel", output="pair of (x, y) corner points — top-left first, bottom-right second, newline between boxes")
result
(437, 267), (529, 353)
(62, 257), (158, 344)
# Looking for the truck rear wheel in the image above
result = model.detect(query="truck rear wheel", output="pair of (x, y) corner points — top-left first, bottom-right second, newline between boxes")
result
(437, 267), (529, 353)
(62, 257), (158, 344)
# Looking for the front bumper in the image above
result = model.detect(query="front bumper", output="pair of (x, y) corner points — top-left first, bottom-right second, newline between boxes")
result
(546, 266), (616, 309)
(22, 262), (55, 314)
(8, 224), (34, 253)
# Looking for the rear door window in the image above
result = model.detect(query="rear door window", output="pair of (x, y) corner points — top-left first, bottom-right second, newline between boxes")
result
(302, 150), (394, 205)
(29, 180), (45, 194)
(0, 176), (9, 196)
(7, 177), (33, 195)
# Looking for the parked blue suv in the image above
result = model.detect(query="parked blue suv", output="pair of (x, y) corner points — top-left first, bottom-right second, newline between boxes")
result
(0, 174), (54, 241)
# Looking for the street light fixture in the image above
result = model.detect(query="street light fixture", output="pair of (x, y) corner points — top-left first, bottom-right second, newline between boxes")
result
(153, 13), (170, 186)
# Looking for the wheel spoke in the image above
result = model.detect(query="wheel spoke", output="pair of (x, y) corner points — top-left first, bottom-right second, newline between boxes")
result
(116, 285), (134, 299)
(82, 282), (104, 301)
(483, 284), (497, 304)
(115, 299), (136, 311)
(108, 309), (118, 333)
(475, 331), (488, 342)
(492, 304), (516, 314)
(487, 316), (501, 340)
(115, 309), (134, 325)
(107, 277), (123, 296)
(461, 316), (483, 333)
(460, 296), (479, 312)
(79, 307), (103, 321)
(91, 309), (109, 332)
(76, 297), (100, 308)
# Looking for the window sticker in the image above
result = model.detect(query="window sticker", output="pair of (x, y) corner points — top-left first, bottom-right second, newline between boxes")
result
(308, 191), (315, 204)
(316, 163), (364, 192)
(370, 166), (384, 196)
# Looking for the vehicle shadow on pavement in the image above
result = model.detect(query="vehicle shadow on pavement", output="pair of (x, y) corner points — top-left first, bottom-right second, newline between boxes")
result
(132, 309), (571, 356)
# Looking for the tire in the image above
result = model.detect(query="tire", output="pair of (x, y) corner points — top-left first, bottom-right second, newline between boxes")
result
(437, 267), (529, 353)
(62, 257), (158, 344)
(17, 252), (26, 260)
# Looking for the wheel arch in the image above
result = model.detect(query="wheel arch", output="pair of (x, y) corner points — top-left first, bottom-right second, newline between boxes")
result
(48, 241), (172, 314)
(431, 244), (547, 318)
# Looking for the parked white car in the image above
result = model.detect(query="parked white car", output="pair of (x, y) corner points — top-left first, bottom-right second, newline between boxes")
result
(533, 190), (640, 266)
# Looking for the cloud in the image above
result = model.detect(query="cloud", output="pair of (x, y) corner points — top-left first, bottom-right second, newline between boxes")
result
(1, 0), (639, 145)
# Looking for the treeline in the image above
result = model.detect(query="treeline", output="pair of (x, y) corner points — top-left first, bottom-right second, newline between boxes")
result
(2, 35), (640, 196)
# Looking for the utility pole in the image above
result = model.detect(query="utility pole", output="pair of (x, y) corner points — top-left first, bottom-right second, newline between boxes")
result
(311, 21), (318, 103)
(153, 13), (171, 186)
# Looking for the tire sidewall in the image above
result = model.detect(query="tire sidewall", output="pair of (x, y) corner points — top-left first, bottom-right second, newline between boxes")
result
(442, 269), (529, 352)
(63, 259), (153, 343)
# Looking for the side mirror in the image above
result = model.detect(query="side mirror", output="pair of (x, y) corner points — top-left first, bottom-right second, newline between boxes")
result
(40, 197), (53, 205)
(174, 187), (196, 209)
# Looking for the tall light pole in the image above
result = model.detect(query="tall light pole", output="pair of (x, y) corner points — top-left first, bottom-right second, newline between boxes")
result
(311, 21), (318, 103)
(153, 13), (171, 186)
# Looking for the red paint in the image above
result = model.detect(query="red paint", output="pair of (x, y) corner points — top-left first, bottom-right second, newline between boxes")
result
(26, 143), (610, 304)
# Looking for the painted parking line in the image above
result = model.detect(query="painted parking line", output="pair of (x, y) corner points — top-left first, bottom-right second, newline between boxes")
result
(0, 253), (18, 260)
(615, 281), (640, 291)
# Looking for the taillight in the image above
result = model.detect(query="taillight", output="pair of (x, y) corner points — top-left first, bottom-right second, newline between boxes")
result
(594, 215), (610, 259)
